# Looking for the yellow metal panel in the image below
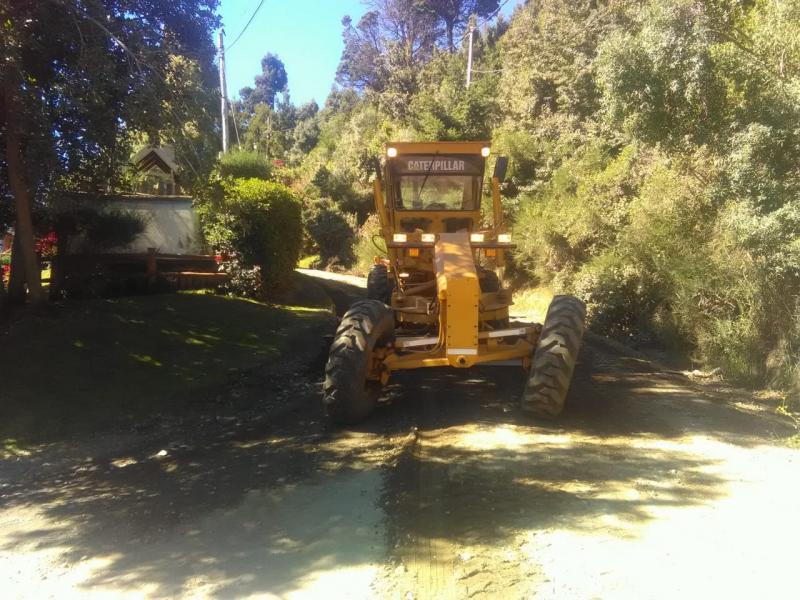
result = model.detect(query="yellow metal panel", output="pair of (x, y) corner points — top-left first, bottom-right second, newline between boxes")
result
(434, 232), (479, 366)
(380, 340), (532, 373)
(373, 179), (391, 236)
(388, 141), (489, 156)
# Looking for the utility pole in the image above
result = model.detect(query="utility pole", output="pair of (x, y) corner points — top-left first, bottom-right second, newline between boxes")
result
(218, 30), (229, 154)
(466, 23), (475, 88)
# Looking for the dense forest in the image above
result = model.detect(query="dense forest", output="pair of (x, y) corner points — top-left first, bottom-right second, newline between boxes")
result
(225, 0), (800, 403)
(1, 0), (798, 403)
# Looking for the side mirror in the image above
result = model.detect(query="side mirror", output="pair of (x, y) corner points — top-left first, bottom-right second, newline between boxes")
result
(493, 156), (508, 183)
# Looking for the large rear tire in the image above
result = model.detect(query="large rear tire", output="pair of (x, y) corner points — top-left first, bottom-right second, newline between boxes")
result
(522, 295), (586, 418)
(323, 300), (395, 424)
(367, 264), (393, 304)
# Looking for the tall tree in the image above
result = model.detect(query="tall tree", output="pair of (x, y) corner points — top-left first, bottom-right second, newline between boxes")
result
(0, 0), (219, 304)
(336, 0), (441, 115)
(239, 53), (289, 112)
(425, 0), (500, 51)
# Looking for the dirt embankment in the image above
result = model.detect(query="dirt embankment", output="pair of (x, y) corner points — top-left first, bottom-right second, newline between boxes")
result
(1, 270), (798, 599)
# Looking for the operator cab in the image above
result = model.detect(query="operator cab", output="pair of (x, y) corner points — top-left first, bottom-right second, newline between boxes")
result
(383, 142), (489, 234)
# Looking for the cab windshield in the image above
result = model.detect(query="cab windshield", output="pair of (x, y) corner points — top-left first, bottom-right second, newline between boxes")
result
(396, 175), (479, 210)
(390, 154), (484, 211)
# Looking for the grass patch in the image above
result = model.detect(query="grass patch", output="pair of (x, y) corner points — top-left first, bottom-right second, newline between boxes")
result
(0, 292), (330, 447)
(510, 286), (554, 323)
(297, 254), (319, 269)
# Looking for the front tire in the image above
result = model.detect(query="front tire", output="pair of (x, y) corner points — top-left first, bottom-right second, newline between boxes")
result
(367, 264), (393, 304)
(323, 300), (395, 424)
(522, 295), (586, 418)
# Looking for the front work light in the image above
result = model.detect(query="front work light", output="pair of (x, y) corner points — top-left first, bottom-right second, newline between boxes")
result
(470, 233), (485, 243)
(387, 147), (398, 158)
(481, 147), (491, 157)
(498, 233), (512, 243)
(393, 233), (407, 243)
(421, 233), (436, 243)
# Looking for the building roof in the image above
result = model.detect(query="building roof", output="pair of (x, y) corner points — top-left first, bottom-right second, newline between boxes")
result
(132, 146), (179, 174)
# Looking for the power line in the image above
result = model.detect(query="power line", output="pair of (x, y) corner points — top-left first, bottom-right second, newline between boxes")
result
(226, 0), (266, 51)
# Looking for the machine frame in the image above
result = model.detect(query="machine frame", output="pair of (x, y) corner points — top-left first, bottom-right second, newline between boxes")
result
(369, 141), (538, 382)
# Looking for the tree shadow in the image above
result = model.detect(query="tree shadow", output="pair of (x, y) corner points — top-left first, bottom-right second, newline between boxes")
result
(0, 292), (331, 445)
(1, 274), (796, 596)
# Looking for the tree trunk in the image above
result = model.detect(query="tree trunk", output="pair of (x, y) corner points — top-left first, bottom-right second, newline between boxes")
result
(7, 232), (26, 303)
(0, 261), (6, 311)
(3, 76), (44, 305)
(49, 226), (69, 301)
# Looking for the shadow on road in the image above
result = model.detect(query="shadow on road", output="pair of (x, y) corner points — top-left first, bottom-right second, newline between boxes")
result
(1, 272), (796, 597)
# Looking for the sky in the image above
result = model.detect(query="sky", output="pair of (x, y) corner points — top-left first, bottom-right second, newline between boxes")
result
(218, 0), (522, 106)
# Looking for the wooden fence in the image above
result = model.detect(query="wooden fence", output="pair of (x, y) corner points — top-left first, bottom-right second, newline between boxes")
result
(54, 248), (229, 297)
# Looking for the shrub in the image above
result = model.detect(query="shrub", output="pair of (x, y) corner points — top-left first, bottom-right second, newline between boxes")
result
(303, 198), (356, 269)
(218, 152), (271, 180)
(353, 213), (386, 276)
(513, 141), (643, 283)
(198, 178), (302, 297)
(697, 316), (765, 385)
(570, 252), (661, 339)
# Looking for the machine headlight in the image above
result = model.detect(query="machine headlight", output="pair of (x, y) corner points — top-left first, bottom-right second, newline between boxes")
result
(393, 233), (407, 243)
(481, 147), (491, 157)
(387, 147), (398, 158)
(421, 233), (435, 243)
(470, 233), (485, 243)
(498, 233), (512, 243)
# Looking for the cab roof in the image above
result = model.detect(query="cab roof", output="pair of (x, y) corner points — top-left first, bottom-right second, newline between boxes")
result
(386, 141), (490, 155)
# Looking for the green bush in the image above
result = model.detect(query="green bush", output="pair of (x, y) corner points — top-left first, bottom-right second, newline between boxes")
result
(353, 213), (386, 276)
(198, 178), (302, 297)
(697, 316), (765, 386)
(513, 141), (643, 284)
(218, 152), (271, 180)
(303, 198), (356, 269)
(570, 252), (660, 339)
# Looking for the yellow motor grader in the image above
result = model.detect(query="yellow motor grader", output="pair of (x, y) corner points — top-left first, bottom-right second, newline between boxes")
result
(323, 141), (586, 423)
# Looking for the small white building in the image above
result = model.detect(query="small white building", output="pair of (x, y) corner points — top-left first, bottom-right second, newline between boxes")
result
(107, 146), (203, 254)
(105, 195), (203, 255)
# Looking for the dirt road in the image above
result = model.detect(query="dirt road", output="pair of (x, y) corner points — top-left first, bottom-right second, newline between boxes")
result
(2, 271), (798, 599)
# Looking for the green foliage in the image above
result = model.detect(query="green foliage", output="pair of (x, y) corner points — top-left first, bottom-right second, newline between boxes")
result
(239, 54), (289, 111)
(303, 198), (356, 269)
(353, 213), (387, 276)
(2, 1), (220, 194)
(409, 52), (499, 140)
(197, 178), (302, 297)
(218, 152), (272, 180)
(596, 0), (726, 146)
(47, 196), (147, 253)
(570, 252), (660, 339)
(220, 0), (800, 402)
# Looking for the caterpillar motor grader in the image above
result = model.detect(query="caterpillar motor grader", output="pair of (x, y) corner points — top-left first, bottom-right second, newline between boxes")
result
(323, 141), (586, 423)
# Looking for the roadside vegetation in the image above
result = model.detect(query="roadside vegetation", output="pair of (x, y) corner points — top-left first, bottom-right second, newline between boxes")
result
(223, 0), (800, 407)
(2, 0), (798, 408)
